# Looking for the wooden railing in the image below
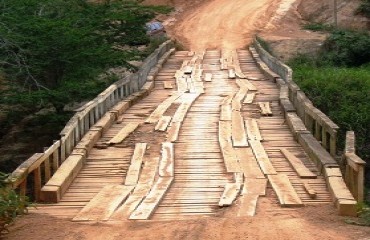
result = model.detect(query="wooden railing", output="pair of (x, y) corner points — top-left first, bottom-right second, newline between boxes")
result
(7, 40), (174, 200)
(343, 131), (366, 202)
(252, 38), (339, 157)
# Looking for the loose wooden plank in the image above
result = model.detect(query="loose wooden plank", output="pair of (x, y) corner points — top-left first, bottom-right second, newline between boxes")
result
(243, 92), (256, 104)
(245, 119), (263, 141)
(167, 122), (181, 142)
(234, 148), (265, 179)
(219, 121), (241, 172)
(130, 177), (174, 219)
(204, 73), (212, 82)
(242, 178), (267, 196)
(124, 143), (147, 186)
(249, 140), (277, 175)
(159, 142), (174, 177)
(280, 148), (317, 179)
(155, 116), (172, 131)
(231, 111), (248, 147)
(108, 123), (140, 145)
(303, 182), (317, 199)
(73, 185), (134, 221)
(238, 178), (267, 216)
(219, 183), (241, 207)
(228, 69), (236, 79)
(145, 93), (183, 123)
(268, 174), (303, 207)
(163, 81), (173, 89)
(258, 102), (273, 116)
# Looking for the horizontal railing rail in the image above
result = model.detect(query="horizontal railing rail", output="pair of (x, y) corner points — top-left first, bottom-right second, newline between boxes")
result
(252, 37), (339, 157)
(7, 40), (174, 200)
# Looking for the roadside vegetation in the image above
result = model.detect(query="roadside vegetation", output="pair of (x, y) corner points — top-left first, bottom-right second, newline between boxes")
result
(0, 0), (171, 172)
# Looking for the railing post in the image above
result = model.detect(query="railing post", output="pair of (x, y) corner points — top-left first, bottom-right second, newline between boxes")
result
(330, 131), (337, 156)
(33, 167), (42, 201)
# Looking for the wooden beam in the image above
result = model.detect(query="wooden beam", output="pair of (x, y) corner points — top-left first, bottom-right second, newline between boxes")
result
(303, 182), (317, 199)
(73, 185), (134, 221)
(145, 93), (183, 123)
(268, 174), (303, 207)
(231, 111), (248, 147)
(125, 143), (147, 186)
(108, 123), (140, 145)
(281, 148), (317, 179)
(249, 140), (277, 175)
(245, 119), (263, 142)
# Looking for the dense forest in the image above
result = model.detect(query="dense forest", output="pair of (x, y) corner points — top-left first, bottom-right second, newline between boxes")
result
(0, 0), (170, 172)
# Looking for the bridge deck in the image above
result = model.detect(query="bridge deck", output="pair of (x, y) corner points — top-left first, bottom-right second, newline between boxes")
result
(32, 49), (331, 220)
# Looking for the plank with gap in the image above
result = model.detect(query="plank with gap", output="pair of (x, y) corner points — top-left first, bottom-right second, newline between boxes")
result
(129, 177), (174, 219)
(249, 140), (277, 175)
(159, 142), (174, 177)
(232, 111), (248, 147)
(245, 119), (263, 141)
(108, 123), (140, 145)
(268, 174), (304, 207)
(280, 148), (317, 179)
(124, 143), (147, 185)
(145, 93), (183, 123)
(72, 185), (134, 221)
(155, 116), (172, 131)
(219, 183), (241, 207)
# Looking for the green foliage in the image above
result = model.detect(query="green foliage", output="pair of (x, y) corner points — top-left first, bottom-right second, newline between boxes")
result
(303, 23), (334, 32)
(356, 0), (370, 18)
(0, 172), (30, 234)
(289, 56), (370, 162)
(320, 30), (370, 67)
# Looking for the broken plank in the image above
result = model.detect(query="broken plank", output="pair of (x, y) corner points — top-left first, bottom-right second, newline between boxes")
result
(108, 123), (140, 145)
(249, 140), (277, 175)
(245, 119), (263, 141)
(155, 116), (172, 132)
(281, 148), (317, 179)
(167, 122), (181, 142)
(268, 174), (303, 207)
(129, 177), (174, 220)
(258, 102), (273, 116)
(303, 182), (317, 199)
(219, 121), (241, 172)
(219, 183), (241, 207)
(163, 81), (173, 89)
(73, 185), (134, 221)
(124, 143), (147, 186)
(204, 73), (212, 82)
(232, 111), (248, 147)
(159, 142), (174, 177)
(238, 179), (267, 216)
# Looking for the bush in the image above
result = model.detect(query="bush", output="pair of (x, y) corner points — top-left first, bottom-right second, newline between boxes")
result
(356, 0), (370, 18)
(303, 23), (334, 32)
(0, 172), (30, 234)
(320, 30), (370, 67)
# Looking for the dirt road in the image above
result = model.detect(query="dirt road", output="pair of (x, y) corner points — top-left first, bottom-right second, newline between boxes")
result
(162, 0), (298, 50)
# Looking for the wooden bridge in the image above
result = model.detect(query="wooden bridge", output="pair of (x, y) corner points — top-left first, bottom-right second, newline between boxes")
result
(9, 40), (366, 222)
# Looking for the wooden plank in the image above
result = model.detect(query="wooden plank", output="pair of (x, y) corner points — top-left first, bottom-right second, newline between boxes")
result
(303, 182), (317, 199)
(163, 81), (173, 89)
(219, 183), (241, 207)
(124, 143), (147, 186)
(249, 140), (277, 175)
(243, 92), (256, 104)
(108, 123), (140, 145)
(238, 178), (267, 216)
(204, 73), (212, 82)
(183, 66), (193, 74)
(220, 104), (232, 121)
(258, 102), (273, 116)
(72, 185), (134, 221)
(242, 178), (267, 196)
(280, 148), (317, 179)
(245, 119), (263, 141)
(167, 122), (181, 142)
(231, 111), (248, 147)
(228, 69), (236, 79)
(268, 174), (303, 207)
(145, 93), (183, 123)
(129, 177), (174, 219)
(234, 148), (265, 179)
(159, 142), (174, 177)
(155, 116), (172, 131)
(219, 121), (241, 172)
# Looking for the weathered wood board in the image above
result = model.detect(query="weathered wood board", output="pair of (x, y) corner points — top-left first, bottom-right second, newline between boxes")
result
(155, 116), (172, 132)
(219, 183), (241, 207)
(108, 123), (140, 145)
(281, 148), (316, 179)
(159, 142), (174, 177)
(125, 143), (147, 186)
(268, 174), (303, 207)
